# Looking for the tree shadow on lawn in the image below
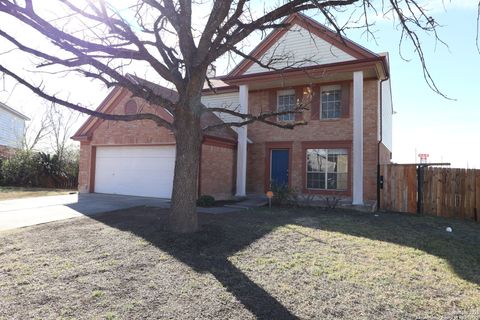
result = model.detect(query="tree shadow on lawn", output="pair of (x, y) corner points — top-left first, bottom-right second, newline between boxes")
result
(90, 207), (480, 319)
(93, 208), (299, 319)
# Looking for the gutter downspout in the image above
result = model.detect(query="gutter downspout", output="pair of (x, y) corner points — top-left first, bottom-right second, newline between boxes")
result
(377, 77), (388, 211)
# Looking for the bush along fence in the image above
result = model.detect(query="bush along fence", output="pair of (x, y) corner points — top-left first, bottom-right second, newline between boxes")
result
(0, 150), (78, 190)
(379, 164), (480, 222)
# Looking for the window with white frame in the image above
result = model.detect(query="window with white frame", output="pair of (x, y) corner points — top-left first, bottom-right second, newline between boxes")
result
(277, 90), (296, 121)
(306, 148), (348, 190)
(321, 85), (341, 119)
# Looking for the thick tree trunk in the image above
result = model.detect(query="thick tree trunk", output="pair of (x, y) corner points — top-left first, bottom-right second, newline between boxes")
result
(168, 106), (203, 233)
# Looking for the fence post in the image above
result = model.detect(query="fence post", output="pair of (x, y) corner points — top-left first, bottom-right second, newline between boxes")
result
(417, 165), (424, 214)
(476, 171), (480, 222)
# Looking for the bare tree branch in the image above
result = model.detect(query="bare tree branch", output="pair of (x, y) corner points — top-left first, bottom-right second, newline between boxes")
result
(0, 64), (173, 130)
(388, 0), (453, 100)
(46, 102), (80, 160)
(209, 0), (359, 64)
(477, 1), (480, 54)
(204, 104), (308, 131)
(22, 112), (51, 152)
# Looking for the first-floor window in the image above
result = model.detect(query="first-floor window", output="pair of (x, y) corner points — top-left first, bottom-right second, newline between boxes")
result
(306, 148), (348, 190)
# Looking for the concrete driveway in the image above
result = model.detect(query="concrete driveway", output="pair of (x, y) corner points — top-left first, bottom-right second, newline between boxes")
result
(0, 193), (170, 232)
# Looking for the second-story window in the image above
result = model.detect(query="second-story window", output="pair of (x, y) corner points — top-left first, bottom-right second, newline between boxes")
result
(277, 89), (296, 122)
(321, 85), (341, 119)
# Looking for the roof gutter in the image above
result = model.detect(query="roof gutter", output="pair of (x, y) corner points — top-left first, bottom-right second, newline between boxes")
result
(222, 57), (386, 83)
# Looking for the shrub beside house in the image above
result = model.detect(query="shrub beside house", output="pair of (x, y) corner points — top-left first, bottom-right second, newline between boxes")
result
(0, 102), (80, 189)
(0, 150), (79, 189)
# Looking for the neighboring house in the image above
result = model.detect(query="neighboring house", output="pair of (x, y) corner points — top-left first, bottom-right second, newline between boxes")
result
(72, 13), (393, 207)
(0, 102), (29, 157)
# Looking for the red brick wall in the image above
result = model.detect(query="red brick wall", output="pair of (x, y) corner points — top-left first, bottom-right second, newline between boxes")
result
(78, 89), (235, 199)
(78, 79), (388, 203)
(200, 144), (236, 200)
(247, 142), (265, 193)
(78, 141), (91, 193)
(89, 94), (176, 146)
(246, 80), (381, 202)
(362, 80), (379, 201)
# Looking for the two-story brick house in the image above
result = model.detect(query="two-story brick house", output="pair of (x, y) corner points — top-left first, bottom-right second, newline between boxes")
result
(73, 13), (393, 207)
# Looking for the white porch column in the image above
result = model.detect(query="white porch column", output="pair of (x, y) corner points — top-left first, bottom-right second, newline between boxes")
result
(352, 71), (364, 205)
(235, 84), (248, 197)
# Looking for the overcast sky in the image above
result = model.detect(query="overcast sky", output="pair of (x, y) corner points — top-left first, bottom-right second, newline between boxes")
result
(0, 1), (479, 167)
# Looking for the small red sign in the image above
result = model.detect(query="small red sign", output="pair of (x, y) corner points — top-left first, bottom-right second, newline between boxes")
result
(418, 153), (429, 162)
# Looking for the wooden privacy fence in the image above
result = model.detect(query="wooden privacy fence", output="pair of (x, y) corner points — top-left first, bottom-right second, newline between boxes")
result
(380, 164), (480, 222)
(37, 175), (78, 190)
(380, 164), (418, 213)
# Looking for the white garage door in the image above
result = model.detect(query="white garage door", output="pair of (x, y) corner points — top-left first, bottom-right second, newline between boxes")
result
(95, 146), (175, 198)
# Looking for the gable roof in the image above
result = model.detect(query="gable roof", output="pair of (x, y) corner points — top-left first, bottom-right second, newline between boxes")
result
(225, 13), (380, 79)
(72, 76), (237, 142)
(0, 101), (30, 121)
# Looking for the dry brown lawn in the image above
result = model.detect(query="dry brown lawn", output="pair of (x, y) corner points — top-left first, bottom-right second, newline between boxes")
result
(0, 207), (479, 319)
(0, 187), (74, 200)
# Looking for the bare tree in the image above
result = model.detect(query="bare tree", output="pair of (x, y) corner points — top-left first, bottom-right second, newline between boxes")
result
(46, 103), (80, 162)
(0, 0), (477, 232)
(22, 111), (50, 152)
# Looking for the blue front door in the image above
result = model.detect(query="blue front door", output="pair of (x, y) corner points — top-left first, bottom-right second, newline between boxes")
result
(270, 149), (289, 187)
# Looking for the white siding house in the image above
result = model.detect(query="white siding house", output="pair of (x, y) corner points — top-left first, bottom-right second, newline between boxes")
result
(0, 102), (29, 149)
